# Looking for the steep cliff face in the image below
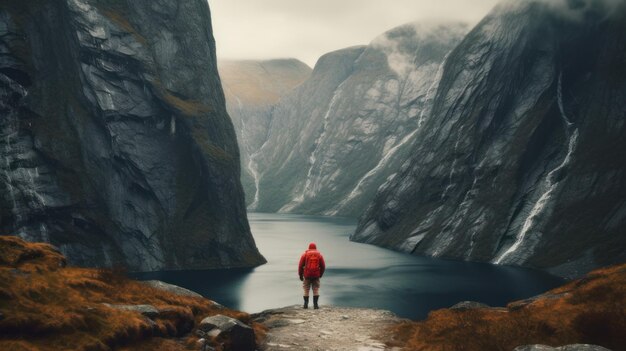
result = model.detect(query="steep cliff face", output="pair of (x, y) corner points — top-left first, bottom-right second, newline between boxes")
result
(0, 0), (265, 270)
(353, 0), (626, 277)
(218, 59), (311, 208)
(250, 23), (468, 216)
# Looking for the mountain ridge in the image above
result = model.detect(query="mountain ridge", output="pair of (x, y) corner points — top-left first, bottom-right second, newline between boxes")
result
(352, 0), (626, 278)
(233, 21), (469, 216)
(218, 58), (312, 208)
(0, 0), (265, 270)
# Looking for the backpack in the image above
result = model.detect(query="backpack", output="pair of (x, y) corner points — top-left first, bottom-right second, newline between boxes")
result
(304, 251), (321, 278)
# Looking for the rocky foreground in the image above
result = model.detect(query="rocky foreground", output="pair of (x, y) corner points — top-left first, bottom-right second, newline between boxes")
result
(382, 264), (625, 351)
(1, 236), (623, 351)
(0, 236), (264, 351)
(252, 305), (404, 351)
(252, 263), (625, 351)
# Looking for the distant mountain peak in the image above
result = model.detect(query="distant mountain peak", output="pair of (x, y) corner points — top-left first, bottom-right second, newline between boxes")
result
(219, 58), (312, 106)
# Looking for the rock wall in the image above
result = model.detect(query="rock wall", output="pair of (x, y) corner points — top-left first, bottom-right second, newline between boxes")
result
(353, 0), (626, 277)
(250, 23), (469, 216)
(0, 0), (265, 270)
(218, 59), (311, 208)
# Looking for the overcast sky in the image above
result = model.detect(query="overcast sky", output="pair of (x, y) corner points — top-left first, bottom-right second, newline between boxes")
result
(207, 0), (501, 67)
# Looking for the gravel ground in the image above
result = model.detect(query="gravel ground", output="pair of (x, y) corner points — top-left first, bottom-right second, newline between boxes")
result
(252, 305), (406, 351)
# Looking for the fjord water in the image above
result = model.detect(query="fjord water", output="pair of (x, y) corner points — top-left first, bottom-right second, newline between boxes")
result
(133, 213), (564, 319)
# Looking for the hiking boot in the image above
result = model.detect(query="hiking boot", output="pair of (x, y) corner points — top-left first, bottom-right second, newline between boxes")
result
(313, 295), (319, 309)
(303, 296), (309, 309)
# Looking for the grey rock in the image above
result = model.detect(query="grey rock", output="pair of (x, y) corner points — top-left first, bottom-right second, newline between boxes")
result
(227, 22), (468, 216)
(142, 280), (202, 298)
(352, 0), (626, 277)
(199, 314), (242, 332)
(196, 338), (206, 349)
(219, 59), (312, 209)
(199, 314), (255, 351)
(514, 345), (612, 351)
(0, 0), (265, 270)
(196, 337), (216, 351)
(101, 303), (159, 318)
(450, 301), (490, 310)
(211, 301), (226, 310)
(206, 329), (221, 338)
(265, 319), (292, 328)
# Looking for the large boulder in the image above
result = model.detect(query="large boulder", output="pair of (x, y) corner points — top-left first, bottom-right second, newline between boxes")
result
(199, 314), (255, 351)
(142, 280), (202, 298)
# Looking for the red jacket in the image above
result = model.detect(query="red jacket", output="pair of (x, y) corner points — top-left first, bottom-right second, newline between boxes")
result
(298, 242), (326, 279)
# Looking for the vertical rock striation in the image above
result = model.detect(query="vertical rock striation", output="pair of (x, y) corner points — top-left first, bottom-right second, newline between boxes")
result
(0, 0), (265, 270)
(218, 59), (311, 208)
(353, 0), (626, 277)
(250, 22), (469, 216)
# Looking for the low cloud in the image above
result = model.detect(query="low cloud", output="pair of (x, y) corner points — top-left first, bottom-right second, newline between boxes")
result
(371, 22), (468, 76)
(207, 0), (499, 67)
(539, 0), (624, 22)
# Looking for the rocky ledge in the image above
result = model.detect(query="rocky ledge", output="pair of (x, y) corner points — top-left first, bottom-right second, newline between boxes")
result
(1, 236), (622, 350)
(252, 305), (405, 351)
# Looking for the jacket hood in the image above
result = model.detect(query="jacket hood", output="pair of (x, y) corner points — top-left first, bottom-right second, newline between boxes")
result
(308, 242), (317, 250)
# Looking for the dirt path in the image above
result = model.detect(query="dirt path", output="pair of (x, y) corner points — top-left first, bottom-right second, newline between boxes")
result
(252, 305), (406, 351)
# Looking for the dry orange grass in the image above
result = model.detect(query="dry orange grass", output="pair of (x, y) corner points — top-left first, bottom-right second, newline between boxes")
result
(0, 236), (258, 351)
(161, 92), (212, 117)
(385, 264), (626, 351)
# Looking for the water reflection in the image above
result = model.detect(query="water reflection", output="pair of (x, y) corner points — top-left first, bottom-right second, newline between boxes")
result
(131, 268), (253, 308)
(133, 212), (565, 320)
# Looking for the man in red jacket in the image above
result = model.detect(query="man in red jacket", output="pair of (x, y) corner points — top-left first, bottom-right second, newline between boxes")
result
(298, 242), (326, 309)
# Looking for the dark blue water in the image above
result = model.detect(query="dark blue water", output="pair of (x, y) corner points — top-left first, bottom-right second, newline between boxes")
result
(132, 213), (565, 320)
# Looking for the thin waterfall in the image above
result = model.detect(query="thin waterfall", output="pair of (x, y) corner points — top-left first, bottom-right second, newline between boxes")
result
(494, 72), (579, 264)
(229, 91), (264, 210)
(247, 112), (273, 210)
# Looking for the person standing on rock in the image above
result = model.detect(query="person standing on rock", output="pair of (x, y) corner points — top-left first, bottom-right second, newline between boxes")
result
(298, 242), (326, 309)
